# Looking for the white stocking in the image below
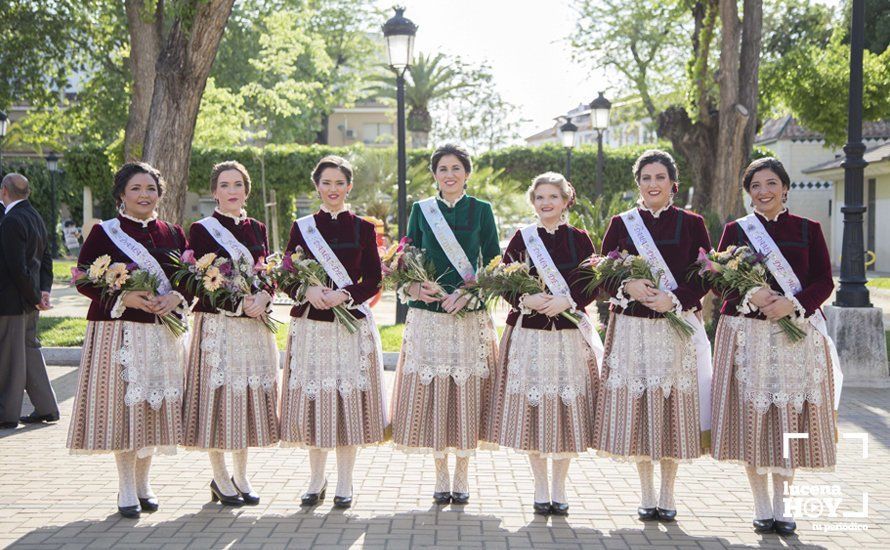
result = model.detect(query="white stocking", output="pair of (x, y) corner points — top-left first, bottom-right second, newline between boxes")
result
(336, 446), (357, 498)
(135, 455), (155, 499)
(209, 450), (237, 496)
(745, 466), (773, 520)
(307, 448), (328, 493)
(551, 458), (570, 503)
(528, 454), (549, 503)
(232, 449), (252, 493)
(115, 451), (138, 507)
(658, 459), (679, 509)
(772, 472), (795, 521)
(453, 456), (470, 493)
(434, 457), (450, 493)
(637, 460), (656, 508)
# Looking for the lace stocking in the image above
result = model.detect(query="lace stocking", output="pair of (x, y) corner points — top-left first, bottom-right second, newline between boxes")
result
(453, 456), (469, 493)
(772, 472), (795, 521)
(637, 461), (656, 508)
(336, 446), (357, 498)
(434, 457), (450, 493)
(528, 455), (549, 503)
(209, 450), (237, 496)
(232, 449), (252, 493)
(115, 451), (138, 508)
(135, 455), (155, 499)
(658, 459), (679, 509)
(551, 458), (570, 503)
(745, 466), (773, 520)
(308, 449), (328, 493)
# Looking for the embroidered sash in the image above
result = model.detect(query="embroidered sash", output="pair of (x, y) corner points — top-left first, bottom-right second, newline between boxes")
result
(520, 224), (605, 371)
(619, 209), (714, 430)
(417, 197), (476, 281)
(101, 218), (172, 294)
(195, 216), (253, 264)
(737, 213), (843, 410)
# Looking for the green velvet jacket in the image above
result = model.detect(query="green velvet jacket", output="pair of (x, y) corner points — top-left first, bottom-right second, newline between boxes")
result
(405, 194), (501, 313)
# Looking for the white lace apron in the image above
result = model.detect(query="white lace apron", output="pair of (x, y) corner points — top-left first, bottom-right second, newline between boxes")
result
(288, 316), (375, 397)
(506, 324), (592, 406)
(737, 213), (842, 411)
(402, 308), (496, 385)
(726, 316), (827, 414)
(101, 218), (184, 409)
(605, 314), (696, 399)
(200, 313), (278, 393)
(617, 209), (712, 428)
(289, 214), (387, 426)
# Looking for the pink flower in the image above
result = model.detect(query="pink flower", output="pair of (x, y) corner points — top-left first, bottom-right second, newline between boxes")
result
(463, 274), (476, 285)
(381, 263), (393, 276)
(69, 267), (85, 285)
(281, 254), (294, 272)
(254, 258), (266, 273)
(181, 249), (196, 264)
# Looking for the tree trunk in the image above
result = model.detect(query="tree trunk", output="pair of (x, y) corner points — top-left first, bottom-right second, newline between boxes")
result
(143, 0), (235, 224)
(657, 106), (718, 211)
(123, 0), (163, 162)
(710, 0), (762, 222)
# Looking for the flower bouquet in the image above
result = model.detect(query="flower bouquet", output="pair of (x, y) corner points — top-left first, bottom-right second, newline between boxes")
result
(579, 249), (694, 339)
(695, 246), (806, 342)
(71, 254), (187, 336)
(380, 237), (448, 300)
(468, 255), (582, 325)
(169, 250), (281, 333)
(271, 246), (359, 334)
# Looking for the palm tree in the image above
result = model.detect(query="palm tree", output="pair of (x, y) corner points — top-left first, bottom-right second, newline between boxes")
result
(372, 52), (464, 148)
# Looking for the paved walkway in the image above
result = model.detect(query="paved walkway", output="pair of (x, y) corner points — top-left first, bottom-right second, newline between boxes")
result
(1, 366), (889, 549)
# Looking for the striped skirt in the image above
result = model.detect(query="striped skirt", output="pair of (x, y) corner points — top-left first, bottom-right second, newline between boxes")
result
(67, 321), (182, 457)
(181, 313), (280, 450)
(593, 313), (703, 462)
(711, 315), (837, 475)
(488, 325), (598, 457)
(279, 316), (386, 449)
(391, 308), (499, 457)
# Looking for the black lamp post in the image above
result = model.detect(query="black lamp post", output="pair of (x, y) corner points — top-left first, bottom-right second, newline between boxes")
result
(559, 117), (577, 180)
(0, 110), (8, 177)
(835, 0), (870, 308)
(383, 6), (417, 325)
(589, 92), (612, 196)
(46, 152), (60, 258)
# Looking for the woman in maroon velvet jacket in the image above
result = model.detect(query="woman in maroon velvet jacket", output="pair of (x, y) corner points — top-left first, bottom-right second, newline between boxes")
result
(182, 161), (279, 507)
(592, 150), (711, 523)
(67, 162), (190, 519)
(279, 155), (385, 510)
(487, 172), (599, 517)
(711, 158), (838, 536)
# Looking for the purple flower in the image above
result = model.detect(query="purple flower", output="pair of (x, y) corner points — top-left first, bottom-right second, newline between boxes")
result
(607, 249), (621, 260)
(181, 249), (196, 264)
(218, 262), (233, 276)
(126, 262), (139, 272)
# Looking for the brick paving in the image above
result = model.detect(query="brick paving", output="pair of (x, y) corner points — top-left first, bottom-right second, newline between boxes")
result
(1, 366), (888, 549)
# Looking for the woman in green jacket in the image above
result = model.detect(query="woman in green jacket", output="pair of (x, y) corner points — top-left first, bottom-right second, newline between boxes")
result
(390, 143), (501, 505)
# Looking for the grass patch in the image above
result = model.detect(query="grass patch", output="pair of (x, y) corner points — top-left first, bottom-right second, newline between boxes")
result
(867, 278), (890, 289)
(52, 259), (77, 283)
(37, 316), (88, 347)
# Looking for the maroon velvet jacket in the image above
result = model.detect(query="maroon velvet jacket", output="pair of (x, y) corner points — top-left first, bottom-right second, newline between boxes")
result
(502, 224), (596, 330)
(600, 205), (712, 319)
(284, 210), (382, 322)
(76, 215), (189, 323)
(717, 210), (833, 318)
(188, 210), (270, 316)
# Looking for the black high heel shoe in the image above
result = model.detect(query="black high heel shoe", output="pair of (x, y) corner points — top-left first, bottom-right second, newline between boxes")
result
(752, 518), (775, 533)
(333, 486), (354, 509)
(210, 480), (245, 507)
(656, 507), (677, 522)
(451, 492), (470, 505)
(637, 507), (658, 520)
(533, 502), (552, 515)
(550, 502), (569, 516)
(301, 480), (327, 507)
(774, 520), (797, 536)
(117, 494), (141, 519)
(231, 477), (259, 505)
(432, 491), (451, 505)
(138, 496), (159, 512)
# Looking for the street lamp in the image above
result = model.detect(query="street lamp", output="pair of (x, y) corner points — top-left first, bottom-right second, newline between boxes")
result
(589, 92), (612, 196)
(835, 0), (870, 307)
(559, 117), (577, 180)
(0, 111), (8, 177)
(46, 152), (60, 258)
(383, 6), (417, 325)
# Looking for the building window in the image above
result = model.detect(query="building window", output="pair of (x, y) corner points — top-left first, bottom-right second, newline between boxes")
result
(362, 123), (394, 144)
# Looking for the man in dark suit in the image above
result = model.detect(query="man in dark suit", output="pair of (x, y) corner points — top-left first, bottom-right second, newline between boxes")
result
(0, 173), (59, 429)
